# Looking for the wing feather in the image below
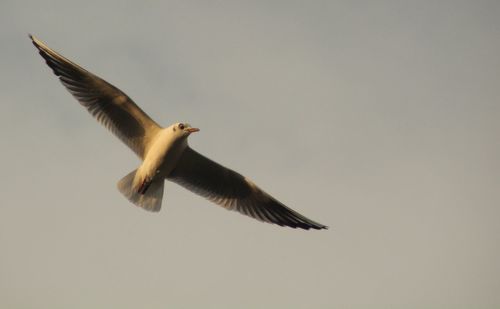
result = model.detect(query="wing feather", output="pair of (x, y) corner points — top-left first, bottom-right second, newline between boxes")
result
(169, 147), (327, 230)
(30, 35), (161, 159)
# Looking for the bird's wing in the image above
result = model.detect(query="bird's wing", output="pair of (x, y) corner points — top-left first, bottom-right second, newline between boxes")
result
(168, 147), (327, 230)
(30, 35), (162, 159)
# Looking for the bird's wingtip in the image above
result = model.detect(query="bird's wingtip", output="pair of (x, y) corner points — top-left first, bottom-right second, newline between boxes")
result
(28, 34), (44, 47)
(28, 34), (39, 47)
(313, 224), (329, 230)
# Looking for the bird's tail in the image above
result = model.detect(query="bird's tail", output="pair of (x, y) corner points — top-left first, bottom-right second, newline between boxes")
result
(117, 169), (164, 212)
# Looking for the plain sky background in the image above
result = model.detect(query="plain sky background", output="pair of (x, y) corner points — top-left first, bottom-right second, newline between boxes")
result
(1, 1), (499, 308)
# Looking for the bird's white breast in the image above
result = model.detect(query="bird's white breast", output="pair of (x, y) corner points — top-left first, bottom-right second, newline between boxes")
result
(140, 128), (188, 179)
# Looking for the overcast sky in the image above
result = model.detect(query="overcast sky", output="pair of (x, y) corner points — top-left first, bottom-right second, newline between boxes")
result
(1, 1), (499, 308)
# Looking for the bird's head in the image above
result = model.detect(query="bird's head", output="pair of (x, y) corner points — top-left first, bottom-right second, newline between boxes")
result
(170, 122), (200, 139)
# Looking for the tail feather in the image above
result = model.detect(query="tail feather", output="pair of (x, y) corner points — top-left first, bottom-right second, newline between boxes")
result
(117, 169), (164, 212)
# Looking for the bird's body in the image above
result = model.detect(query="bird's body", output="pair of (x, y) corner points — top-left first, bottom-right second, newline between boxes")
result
(119, 123), (193, 211)
(141, 125), (189, 182)
(30, 34), (327, 230)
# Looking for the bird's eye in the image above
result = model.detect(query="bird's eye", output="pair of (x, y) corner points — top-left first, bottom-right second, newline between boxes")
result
(178, 123), (185, 130)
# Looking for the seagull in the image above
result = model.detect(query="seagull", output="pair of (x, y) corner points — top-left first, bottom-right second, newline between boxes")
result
(30, 35), (327, 230)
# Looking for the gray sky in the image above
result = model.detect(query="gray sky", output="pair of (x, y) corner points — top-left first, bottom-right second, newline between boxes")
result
(1, 1), (499, 308)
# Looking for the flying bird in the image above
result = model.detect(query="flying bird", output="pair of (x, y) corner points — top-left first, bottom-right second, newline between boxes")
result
(30, 35), (327, 230)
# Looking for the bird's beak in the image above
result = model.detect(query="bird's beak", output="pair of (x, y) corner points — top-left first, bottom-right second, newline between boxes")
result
(186, 127), (200, 133)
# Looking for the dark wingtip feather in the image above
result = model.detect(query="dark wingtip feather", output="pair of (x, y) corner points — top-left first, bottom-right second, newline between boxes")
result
(296, 223), (328, 231)
(290, 217), (329, 230)
(29, 34), (43, 50)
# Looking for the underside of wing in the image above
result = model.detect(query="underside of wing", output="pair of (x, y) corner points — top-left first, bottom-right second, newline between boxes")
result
(169, 147), (328, 230)
(30, 35), (162, 159)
